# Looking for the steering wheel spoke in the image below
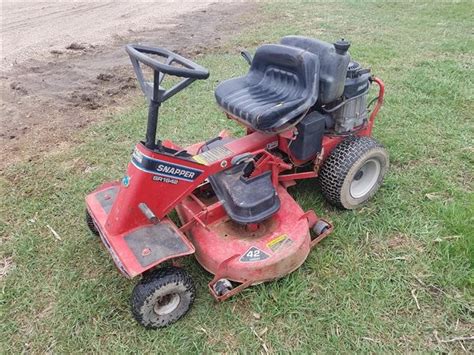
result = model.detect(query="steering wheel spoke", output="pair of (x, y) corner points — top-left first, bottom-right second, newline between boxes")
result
(125, 44), (209, 149)
(158, 55), (176, 85)
(126, 44), (208, 103)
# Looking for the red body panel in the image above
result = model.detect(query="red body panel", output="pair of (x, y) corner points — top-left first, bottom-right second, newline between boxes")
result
(85, 78), (384, 296)
(86, 132), (278, 278)
(105, 131), (277, 236)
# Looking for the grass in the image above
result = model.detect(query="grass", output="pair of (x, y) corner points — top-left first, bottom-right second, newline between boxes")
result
(1, 1), (473, 353)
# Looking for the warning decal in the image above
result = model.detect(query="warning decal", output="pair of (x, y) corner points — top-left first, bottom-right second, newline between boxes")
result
(240, 246), (270, 262)
(193, 145), (233, 165)
(267, 234), (293, 252)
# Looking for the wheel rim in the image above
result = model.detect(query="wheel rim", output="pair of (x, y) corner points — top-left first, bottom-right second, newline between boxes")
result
(153, 293), (181, 315)
(350, 158), (381, 199)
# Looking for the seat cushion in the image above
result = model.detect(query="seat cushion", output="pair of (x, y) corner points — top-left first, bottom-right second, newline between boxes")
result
(215, 44), (319, 133)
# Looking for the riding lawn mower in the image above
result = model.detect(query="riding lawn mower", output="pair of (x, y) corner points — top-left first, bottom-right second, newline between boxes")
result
(85, 36), (388, 328)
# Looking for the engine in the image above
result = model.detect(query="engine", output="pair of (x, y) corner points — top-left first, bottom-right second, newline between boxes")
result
(322, 59), (372, 134)
(281, 36), (373, 161)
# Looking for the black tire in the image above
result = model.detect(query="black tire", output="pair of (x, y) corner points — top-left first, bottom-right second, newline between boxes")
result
(131, 267), (195, 329)
(85, 209), (99, 236)
(319, 136), (389, 209)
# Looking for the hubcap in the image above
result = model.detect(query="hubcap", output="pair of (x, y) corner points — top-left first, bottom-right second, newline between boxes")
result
(350, 158), (381, 199)
(153, 293), (180, 315)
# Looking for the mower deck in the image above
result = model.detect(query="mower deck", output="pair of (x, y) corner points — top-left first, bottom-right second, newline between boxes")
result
(176, 185), (321, 288)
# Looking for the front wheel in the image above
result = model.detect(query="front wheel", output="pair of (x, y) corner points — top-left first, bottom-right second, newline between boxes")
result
(319, 136), (389, 209)
(85, 209), (99, 236)
(131, 267), (195, 328)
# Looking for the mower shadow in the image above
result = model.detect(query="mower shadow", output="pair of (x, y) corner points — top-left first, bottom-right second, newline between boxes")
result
(286, 177), (339, 214)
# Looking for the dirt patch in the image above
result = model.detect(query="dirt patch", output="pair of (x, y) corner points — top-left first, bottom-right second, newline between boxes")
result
(387, 233), (414, 250)
(0, 2), (258, 171)
(0, 256), (15, 281)
(1, 2), (212, 67)
(370, 232), (426, 258)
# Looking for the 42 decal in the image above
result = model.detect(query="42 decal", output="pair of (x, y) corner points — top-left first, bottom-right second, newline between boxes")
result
(239, 246), (269, 262)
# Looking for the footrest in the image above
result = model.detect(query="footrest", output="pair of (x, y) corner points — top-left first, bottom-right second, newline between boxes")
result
(87, 182), (195, 278)
(124, 219), (195, 268)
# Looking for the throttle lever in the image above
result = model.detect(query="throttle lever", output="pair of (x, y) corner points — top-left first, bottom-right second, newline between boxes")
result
(240, 50), (253, 66)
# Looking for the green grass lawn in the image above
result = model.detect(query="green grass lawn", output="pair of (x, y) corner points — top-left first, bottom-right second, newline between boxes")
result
(1, 2), (473, 353)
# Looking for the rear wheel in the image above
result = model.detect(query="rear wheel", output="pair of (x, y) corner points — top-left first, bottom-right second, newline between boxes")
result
(319, 136), (389, 209)
(131, 267), (195, 328)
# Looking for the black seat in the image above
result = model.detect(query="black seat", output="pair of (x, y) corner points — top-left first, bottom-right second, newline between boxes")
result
(215, 44), (319, 133)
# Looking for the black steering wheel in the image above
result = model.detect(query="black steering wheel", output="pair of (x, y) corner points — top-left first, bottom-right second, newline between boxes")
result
(126, 44), (209, 103)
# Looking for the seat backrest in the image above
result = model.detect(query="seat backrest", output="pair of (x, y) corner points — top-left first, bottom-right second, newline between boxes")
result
(248, 44), (319, 101)
(214, 43), (320, 133)
(280, 36), (351, 104)
(247, 44), (320, 131)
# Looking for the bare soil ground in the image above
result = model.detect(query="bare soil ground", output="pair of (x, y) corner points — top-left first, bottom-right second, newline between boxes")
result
(0, 1), (254, 170)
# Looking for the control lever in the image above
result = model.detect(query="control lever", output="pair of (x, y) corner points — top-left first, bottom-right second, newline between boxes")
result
(240, 50), (253, 66)
(242, 160), (256, 178)
(231, 153), (256, 179)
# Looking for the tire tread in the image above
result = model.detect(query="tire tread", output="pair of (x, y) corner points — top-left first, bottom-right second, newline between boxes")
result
(319, 136), (386, 209)
(131, 267), (195, 328)
(85, 210), (99, 236)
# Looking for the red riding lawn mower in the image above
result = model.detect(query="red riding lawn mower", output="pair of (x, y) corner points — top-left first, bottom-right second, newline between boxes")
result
(85, 36), (388, 328)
